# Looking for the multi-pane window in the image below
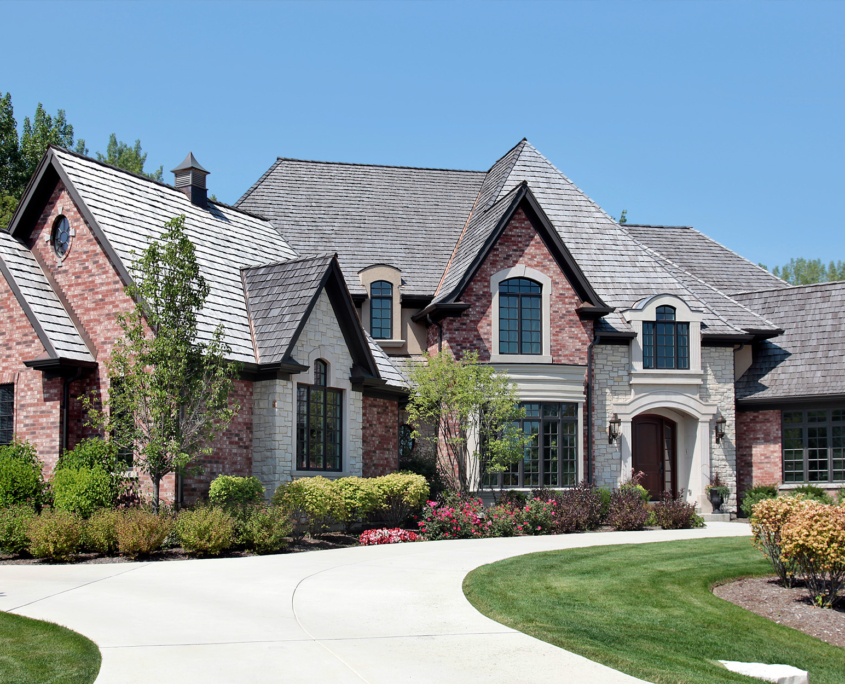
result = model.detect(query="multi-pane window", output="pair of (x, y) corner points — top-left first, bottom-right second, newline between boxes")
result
(297, 360), (343, 471)
(499, 278), (541, 355)
(0, 384), (13, 445)
(370, 281), (393, 339)
(643, 306), (689, 369)
(488, 402), (578, 488)
(782, 409), (845, 483)
(52, 216), (72, 259)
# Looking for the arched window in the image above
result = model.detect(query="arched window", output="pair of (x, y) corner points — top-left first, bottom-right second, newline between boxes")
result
(371, 280), (393, 339)
(499, 278), (541, 355)
(643, 306), (689, 369)
(297, 359), (343, 471)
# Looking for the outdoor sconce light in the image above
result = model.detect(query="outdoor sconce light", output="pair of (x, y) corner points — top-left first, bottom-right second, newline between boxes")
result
(715, 415), (727, 444)
(608, 413), (622, 444)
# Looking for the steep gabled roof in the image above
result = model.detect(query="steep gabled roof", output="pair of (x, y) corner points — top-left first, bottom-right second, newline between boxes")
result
(733, 282), (845, 403)
(235, 157), (486, 296)
(623, 224), (789, 295)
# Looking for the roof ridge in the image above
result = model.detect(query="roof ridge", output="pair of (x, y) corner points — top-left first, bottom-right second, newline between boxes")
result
(240, 252), (335, 273)
(273, 156), (484, 174)
(732, 280), (845, 296)
(482, 137), (529, 174)
(482, 140), (526, 211)
(624, 224), (693, 229)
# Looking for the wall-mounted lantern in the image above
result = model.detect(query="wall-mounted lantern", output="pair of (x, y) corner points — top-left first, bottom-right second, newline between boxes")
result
(608, 413), (622, 444)
(715, 415), (727, 444)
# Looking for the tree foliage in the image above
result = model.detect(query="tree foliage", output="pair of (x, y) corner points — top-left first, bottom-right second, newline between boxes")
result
(83, 215), (240, 510)
(96, 133), (163, 181)
(405, 351), (529, 495)
(760, 258), (845, 285)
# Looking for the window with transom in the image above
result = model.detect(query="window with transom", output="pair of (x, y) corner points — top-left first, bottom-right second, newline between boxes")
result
(782, 409), (845, 483)
(499, 278), (541, 355)
(642, 306), (689, 369)
(370, 281), (393, 339)
(297, 360), (343, 471)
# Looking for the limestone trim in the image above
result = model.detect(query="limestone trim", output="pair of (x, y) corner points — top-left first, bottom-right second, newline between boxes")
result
(490, 265), (553, 363)
(359, 264), (402, 342)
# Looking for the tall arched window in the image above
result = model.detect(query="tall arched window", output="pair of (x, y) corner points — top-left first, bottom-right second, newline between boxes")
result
(371, 281), (393, 339)
(642, 305), (689, 369)
(297, 359), (343, 471)
(499, 278), (541, 355)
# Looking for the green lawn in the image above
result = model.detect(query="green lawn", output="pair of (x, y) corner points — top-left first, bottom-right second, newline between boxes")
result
(0, 611), (101, 684)
(464, 537), (845, 684)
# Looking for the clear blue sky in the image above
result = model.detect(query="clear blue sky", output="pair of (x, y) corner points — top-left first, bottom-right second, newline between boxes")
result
(2, 1), (843, 270)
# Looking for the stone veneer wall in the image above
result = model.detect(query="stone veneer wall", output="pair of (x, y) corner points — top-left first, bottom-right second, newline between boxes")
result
(591, 344), (630, 488)
(699, 346), (737, 509)
(251, 291), (363, 498)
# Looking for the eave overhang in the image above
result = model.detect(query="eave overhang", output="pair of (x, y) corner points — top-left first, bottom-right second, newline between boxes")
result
(23, 356), (97, 378)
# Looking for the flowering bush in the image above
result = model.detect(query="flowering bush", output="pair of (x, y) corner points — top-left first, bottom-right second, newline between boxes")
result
(485, 504), (522, 537)
(652, 490), (704, 530)
(607, 487), (649, 531)
(781, 501), (845, 607)
(359, 528), (419, 545)
(419, 495), (488, 540)
(750, 495), (808, 587)
(521, 498), (557, 535)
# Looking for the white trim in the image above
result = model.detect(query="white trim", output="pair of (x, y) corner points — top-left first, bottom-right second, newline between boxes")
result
(490, 265), (552, 363)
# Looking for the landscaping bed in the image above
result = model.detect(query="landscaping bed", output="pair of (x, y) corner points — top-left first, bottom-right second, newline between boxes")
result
(715, 576), (845, 648)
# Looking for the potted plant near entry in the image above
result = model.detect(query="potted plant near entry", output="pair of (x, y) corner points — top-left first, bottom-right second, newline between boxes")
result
(705, 474), (730, 513)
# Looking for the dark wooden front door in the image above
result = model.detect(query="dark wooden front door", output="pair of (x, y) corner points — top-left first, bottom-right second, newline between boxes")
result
(632, 415), (677, 500)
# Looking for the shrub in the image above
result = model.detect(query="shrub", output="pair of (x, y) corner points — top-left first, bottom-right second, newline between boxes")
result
(399, 442), (447, 500)
(0, 439), (45, 509)
(238, 505), (293, 554)
(56, 438), (135, 507)
(557, 481), (604, 532)
(607, 487), (649, 531)
(788, 484), (834, 505)
(28, 510), (83, 561)
(652, 490), (704, 529)
(740, 483), (779, 518)
(620, 483), (650, 504)
(208, 475), (265, 509)
(419, 495), (488, 540)
(521, 498), (557, 535)
(485, 504), (521, 537)
(115, 508), (173, 558)
(497, 490), (528, 510)
(597, 486), (612, 522)
(0, 504), (35, 555)
(51, 468), (114, 518)
(84, 508), (121, 555)
(750, 495), (808, 587)
(781, 501), (845, 607)
(359, 528), (420, 545)
(373, 472), (430, 526)
(272, 477), (346, 536)
(334, 477), (381, 527)
(176, 506), (235, 557)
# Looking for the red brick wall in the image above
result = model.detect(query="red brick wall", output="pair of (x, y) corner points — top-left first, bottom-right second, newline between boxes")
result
(736, 409), (782, 494)
(362, 396), (399, 478)
(429, 207), (593, 364)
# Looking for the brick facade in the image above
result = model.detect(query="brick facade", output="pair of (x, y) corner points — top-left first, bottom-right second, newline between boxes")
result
(736, 409), (782, 495)
(362, 396), (399, 478)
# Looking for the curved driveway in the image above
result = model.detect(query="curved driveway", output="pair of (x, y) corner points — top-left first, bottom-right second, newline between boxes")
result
(0, 522), (750, 684)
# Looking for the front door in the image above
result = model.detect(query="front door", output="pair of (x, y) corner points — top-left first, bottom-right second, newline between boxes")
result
(632, 415), (677, 500)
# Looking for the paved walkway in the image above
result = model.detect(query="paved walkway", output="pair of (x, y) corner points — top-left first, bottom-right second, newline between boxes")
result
(0, 522), (751, 683)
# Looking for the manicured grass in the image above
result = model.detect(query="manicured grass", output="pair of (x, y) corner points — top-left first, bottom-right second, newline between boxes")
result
(0, 610), (101, 684)
(464, 537), (845, 684)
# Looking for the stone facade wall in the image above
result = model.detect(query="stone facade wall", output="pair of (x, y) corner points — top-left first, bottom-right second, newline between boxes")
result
(736, 409), (782, 495)
(428, 207), (592, 363)
(362, 396), (399, 477)
(252, 377), (295, 498)
(700, 346), (737, 508)
(591, 344), (630, 488)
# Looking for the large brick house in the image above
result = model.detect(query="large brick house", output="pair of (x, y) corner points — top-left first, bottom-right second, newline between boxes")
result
(1, 140), (842, 512)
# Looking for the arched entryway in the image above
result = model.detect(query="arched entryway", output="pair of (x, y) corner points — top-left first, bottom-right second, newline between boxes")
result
(632, 414), (677, 500)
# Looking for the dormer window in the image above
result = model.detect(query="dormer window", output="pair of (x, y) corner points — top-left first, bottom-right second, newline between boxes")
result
(499, 278), (541, 355)
(643, 306), (689, 369)
(370, 280), (393, 339)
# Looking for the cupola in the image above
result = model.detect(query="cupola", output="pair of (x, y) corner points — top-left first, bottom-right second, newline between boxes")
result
(171, 152), (209, 207)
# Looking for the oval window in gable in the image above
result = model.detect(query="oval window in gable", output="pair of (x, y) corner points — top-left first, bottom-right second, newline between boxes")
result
(52, 216), (72, 259)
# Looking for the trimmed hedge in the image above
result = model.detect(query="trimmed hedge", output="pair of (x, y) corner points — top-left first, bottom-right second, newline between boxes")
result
(176, 506), (236, 557)
(51, 468), (114, 518)
(208, 475), (265, 509)
(28, 510), (83, 561)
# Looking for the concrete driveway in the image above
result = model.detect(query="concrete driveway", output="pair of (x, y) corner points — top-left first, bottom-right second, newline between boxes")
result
(0, 522), (751, 684)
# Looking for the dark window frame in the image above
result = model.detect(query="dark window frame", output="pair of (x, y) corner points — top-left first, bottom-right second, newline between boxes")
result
(297, 359), (343, 472)
(370, 280), (393, 340)
(498, 277), (542, 356)
(52, 215), (72, 260)
(643, 306), (690, 370)
(0, 384), (14, 446)
(782, 408), (845, 484)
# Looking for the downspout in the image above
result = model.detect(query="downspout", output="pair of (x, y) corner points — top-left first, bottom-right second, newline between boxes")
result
(61, 367), (84, 455)
(586, 333), (602, 485)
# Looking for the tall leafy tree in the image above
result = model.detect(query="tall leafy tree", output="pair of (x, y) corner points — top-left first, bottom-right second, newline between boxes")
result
(96, 134), (163, 181)
(763, 258), (845, 285)
(84, 215), (240, 510)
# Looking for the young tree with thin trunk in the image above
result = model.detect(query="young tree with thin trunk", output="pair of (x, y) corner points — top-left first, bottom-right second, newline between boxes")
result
(84, 215), (240, 510)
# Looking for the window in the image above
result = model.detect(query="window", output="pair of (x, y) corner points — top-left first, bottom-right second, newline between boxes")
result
(370, 281), (393, 339)
(782, 409), (845, 483)
(643, 306), (689, 369)
(0, 384), (13, 445)
(52, 216), (72, 259)
(399, 424), (415, 461)
(297, 360), (343, 471)
(499, 278), (541, 355)
(487, 402), (578, 488)
(109, 379), (134, 467)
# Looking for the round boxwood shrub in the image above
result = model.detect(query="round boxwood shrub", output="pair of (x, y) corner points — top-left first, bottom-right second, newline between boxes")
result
(0, 439), (45, 509)
(176, 506), (236, 557)
(84, 508), (121, 555)
(272, 476), (346, 536)
(28, 510), (84, 561)
(208, 475), (265, 509)
(373, 472), (430, 526)
(0, 504), (35, 555)
(238, 505), (294, 554)
(51, 467), (114, 518)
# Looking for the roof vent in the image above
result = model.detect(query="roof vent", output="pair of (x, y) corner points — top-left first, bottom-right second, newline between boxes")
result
(171, 153), (209, 207)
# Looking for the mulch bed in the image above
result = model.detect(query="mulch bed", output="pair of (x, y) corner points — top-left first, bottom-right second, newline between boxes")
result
(0, 533), (361, 565)
(714, 576), (845, 648)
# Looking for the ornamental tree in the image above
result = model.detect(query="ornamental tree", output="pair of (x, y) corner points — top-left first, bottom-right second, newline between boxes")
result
(405, 350), (529, 496)
(84, 215), (240, 511)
